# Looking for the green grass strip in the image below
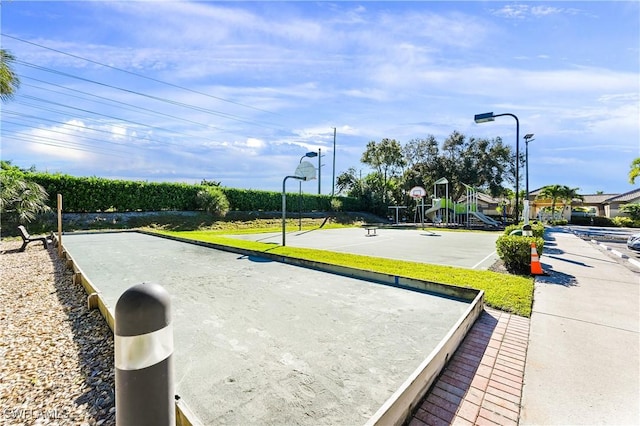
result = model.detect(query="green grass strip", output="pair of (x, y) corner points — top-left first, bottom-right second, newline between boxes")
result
(155, 230), (533, 317)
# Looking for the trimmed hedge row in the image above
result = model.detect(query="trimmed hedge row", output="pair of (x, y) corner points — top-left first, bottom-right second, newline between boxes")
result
(497, 222), (546, 275)
(22, 172), (363, 213)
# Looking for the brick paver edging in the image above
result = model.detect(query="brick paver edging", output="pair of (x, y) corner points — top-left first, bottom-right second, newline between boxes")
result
(409, 308), (530, 426)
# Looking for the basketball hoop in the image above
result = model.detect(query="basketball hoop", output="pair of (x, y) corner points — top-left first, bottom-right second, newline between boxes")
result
(410, 186), (427, 199)
(295, 161), (317, 180)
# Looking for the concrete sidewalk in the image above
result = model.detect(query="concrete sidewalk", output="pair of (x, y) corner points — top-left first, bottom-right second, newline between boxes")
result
(521, 227), (640, 425)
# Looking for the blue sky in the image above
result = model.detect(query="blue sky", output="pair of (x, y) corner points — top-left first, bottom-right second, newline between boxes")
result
(1, 1), (639, 196)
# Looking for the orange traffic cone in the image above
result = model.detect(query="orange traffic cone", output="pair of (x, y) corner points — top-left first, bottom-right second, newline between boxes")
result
(530, 242), (545, 275)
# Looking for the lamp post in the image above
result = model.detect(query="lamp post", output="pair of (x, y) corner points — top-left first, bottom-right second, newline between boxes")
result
(474, 112), (520, 223)
(331, 127), (337, 197)
(299, 151), (318, 230)
(524, 133), (535, 225)
(283, 175), (307, 246)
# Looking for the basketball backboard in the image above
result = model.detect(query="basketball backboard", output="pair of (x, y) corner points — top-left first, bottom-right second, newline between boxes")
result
(295, 161), (316, 180)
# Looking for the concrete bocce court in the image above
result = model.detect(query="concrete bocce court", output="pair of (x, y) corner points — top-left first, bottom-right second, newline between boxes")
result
(58, 230), (484, 425)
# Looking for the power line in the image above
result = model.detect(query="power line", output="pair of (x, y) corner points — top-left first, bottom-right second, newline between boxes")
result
(16, 59), (283, 130)
(3, 110), (179, 147)
(2, 119), (152, 152)
(21, 77), (224, 133)
(2, 33), (283, 117)
(17, 94), (214, 143)
(1, 133), (129, 158)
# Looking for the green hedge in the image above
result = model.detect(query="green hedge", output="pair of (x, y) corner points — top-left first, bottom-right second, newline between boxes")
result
(21, 172), (364, 213)
(27, 173), (200, 212)
(504, 222), (545, 238)
(496, 235), (545, 275)
(570, 215), (616, 227)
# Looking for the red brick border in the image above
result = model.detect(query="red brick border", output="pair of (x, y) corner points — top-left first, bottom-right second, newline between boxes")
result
(410, 308), (530, 426)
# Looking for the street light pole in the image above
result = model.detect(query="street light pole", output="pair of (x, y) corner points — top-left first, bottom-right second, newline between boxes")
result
(283, 175), (306, 247)
(474, 112), (520, 223)
(524, 133), (535, 222)
(331, 128), (336, 197)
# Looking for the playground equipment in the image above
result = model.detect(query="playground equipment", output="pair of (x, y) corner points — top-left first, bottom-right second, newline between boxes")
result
(423, 179), (501, 228)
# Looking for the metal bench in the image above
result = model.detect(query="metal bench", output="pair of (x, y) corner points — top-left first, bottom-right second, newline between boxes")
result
(18, 225), (49, 252)
(362, 224), (379, 236)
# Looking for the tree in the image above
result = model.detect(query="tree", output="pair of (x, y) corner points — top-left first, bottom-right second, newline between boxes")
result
(361, 138), (405, 203)
(0, 170), (51, 225)
(402, 132), (512, 200)
(558, 186), (583, 214)
(537, 184), (565, 220)
(335, 167), (387, 215)
(1, 49), (20, 102)
(629, 158), (640, 185)
(336, 167), (364, 197)
(536, 184), (582, 220)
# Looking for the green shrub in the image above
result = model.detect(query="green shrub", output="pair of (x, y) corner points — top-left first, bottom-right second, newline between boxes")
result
(0, 170), (51, 228)
(330, 198), (343, 212)
(570, 216), (615, 227)
(504, 224), (520, 235)
(504, 222), (545, 238)
(196, 186), (229, 217)
(613, 216), (640, 228)
(549, 219), (568, 226)
(496, 235), (545, 275)
(620, 203), (640, 221)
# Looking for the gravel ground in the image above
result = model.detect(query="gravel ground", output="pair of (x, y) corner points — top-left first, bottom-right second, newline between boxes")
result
(0, 240), (115, 426)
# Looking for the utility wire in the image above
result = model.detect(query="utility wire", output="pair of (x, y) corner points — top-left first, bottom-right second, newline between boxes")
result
(3, 110), (180, 147)
(9, 101), (203, 149)
(2, 33), (282, 117)
(17, 94), (214, 143)
(1, 133), (130, 158)
(15, 59), (283, 130)
(2, 119), (152, 152)
(21, 77), (224, 133)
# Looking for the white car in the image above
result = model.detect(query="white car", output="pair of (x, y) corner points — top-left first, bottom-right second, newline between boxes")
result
(627, 233), (640, 251)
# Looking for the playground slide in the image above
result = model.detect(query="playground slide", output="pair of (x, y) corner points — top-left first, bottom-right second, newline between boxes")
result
(471, 211), (501, 227)
(424, 201), (442, 220)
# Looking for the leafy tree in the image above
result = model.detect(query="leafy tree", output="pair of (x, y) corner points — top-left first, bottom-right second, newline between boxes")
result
(335, 168), (387, 215)
(336, 167), (363, 197)
(361, 138), (405, 203)
(629, 158), (640, 184)
(1, 49), (20, 102)
(402, 131), (512, 200)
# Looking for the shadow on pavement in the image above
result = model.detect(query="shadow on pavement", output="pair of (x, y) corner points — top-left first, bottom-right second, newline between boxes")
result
(536, 265), (579, 287)
(546, 254), (593, 268)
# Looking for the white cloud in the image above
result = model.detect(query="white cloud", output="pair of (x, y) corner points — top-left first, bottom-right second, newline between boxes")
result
(245, 138), (265, 149)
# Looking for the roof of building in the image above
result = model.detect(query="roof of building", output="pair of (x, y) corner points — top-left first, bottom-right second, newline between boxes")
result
(529, 186), (640, 205)
(582, 194), (618, 204)
(605, 187), (640, 203)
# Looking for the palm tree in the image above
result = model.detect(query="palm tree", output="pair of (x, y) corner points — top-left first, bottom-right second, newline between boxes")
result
(0, 171), (51, 224)
(629, 158), (640, 185)
(558, 186), (583, 215)
(537, 184), (565, 220)
(1, 49), (21, 102)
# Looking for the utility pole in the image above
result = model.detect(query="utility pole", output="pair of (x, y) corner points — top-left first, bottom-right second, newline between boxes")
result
(331, 127), (336, 197)
(318, 148), (321, 194)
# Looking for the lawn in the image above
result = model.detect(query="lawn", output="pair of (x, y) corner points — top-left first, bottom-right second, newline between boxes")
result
(154, 227), (534, 317)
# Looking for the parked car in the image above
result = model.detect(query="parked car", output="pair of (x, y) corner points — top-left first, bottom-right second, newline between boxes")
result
(627, 233), (640, 251)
